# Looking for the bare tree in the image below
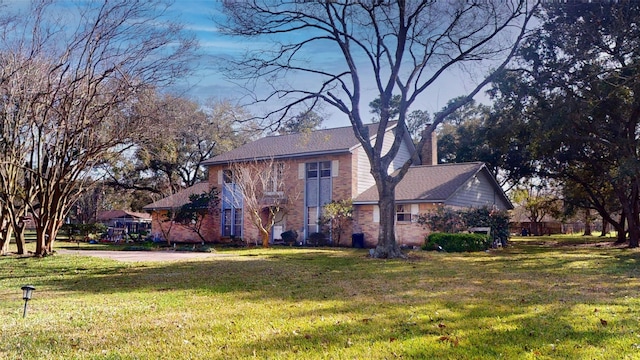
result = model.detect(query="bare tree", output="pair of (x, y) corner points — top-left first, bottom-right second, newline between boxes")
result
(229, 159), (299, 248)
(0, 53), (47, 255)
(220, 0), (538, 258)
(0, 0), (197, 256)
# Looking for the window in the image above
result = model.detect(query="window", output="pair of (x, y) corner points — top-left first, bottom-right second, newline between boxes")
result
(306, 161), (331, 179)
(268, 162), (284, 193)
(223, 209), (232, 236)
(396, 204), (412, 222)
(306, 163), (318, 179)
(223, 208), (242, 237)
(233, 208), (242, 236)
(307, 206), (319, 234)
(320, 161), (331, 178)
(223, 169), (233, 184)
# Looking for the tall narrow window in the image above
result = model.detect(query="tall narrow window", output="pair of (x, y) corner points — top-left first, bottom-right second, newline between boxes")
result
(222, 168), (242, 237)
(223, 209), (232, 236)
(305, 161), (333, 239)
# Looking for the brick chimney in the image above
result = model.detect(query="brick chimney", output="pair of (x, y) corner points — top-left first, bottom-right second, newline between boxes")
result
(420, 127), (437, 166)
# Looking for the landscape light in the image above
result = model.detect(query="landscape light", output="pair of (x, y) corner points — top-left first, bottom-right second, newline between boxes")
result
(21, 285), (35, 318)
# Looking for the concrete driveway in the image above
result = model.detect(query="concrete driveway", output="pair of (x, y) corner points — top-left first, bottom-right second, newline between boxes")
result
(57, 249), (235, 262)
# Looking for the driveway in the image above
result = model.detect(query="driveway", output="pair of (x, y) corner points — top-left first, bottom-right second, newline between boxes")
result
(57, 249), (235, 262)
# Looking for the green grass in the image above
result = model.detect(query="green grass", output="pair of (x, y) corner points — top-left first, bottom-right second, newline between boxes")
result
(0, 237), (639, 359)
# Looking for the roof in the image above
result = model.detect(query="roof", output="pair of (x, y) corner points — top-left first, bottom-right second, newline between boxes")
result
(202, 122), (393, 165)
(142, 182), (211, 211)
(96, 210), (151, 221)
(354, 162), (510, 207)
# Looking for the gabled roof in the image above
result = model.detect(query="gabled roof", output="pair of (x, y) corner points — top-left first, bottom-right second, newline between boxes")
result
(202, 122), (393, 165)
(143, 182), (210, 211)
(354, 162), (512, 209)
(97, 210), (151, 221)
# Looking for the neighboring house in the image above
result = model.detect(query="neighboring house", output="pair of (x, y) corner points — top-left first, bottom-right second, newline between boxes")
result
(96, 210), (152, 240)
(144, 122), (512, 247)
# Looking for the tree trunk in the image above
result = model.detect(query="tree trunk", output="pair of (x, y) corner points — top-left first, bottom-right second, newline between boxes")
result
(14, 225), (25, 255)
(0, 225), (10, 255)
(583, 209), (592, 236)
(618, 184), (640, 248)
(35, 229), (47, 256)
(373, 183), (405, 259)
(261, 229), (270, 248)
(626, 219), (639, 248)
(600, 220), (609, 237)
(615, 212), (627, 244)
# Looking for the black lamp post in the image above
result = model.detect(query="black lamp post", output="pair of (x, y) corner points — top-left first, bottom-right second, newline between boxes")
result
(21, 285), (35, 318)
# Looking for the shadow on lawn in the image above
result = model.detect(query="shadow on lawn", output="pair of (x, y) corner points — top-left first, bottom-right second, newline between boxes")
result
(20, 244), (638, 302)
(215, 301), (633, 359)
(4, 244), (638, 358)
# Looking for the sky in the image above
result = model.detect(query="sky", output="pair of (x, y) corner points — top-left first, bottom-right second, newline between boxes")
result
(164, 1), (496, 129)
(4, 0), (496, 129)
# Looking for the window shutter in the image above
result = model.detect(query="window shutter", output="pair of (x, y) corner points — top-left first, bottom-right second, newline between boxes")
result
(298, 163), (305, 179)
(217, 170), (223, 185)
(373, 205), (380, 223)
(411, 204), (419, 222)
(332, 160), (339, 177)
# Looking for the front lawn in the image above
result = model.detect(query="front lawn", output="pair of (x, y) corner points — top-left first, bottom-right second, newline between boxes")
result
(0, 237), (638, 359)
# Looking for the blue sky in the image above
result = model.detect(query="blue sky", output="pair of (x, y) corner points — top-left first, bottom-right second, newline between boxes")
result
(5, 0), (493, 129)
(165, 1), (494, 128)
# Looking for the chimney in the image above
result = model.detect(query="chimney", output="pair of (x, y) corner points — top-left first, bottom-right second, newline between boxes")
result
(420, 126), (437, 166)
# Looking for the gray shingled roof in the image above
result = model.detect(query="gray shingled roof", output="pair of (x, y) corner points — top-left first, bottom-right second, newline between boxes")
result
(203, 122), (389, 165)
(143, 182), (211, 211)
(354, 162), (487, 204)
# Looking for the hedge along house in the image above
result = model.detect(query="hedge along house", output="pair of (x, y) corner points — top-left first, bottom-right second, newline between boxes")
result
(144, 122), (512, 247)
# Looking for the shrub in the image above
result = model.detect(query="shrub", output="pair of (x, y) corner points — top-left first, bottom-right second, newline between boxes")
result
(417, 206), (511, 246)
(281, 230), (298, 245)
(308, 232), (328, 246)
(423, 232), (491, 252)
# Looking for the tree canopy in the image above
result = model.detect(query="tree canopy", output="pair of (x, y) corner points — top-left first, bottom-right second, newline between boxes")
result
(491, 1), (640, 247)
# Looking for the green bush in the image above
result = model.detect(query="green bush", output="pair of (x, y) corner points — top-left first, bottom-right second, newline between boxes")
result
(281, 230), (298, 245)
(423, 232), (491, 252)
(417, 206), (510, 246)
(308, 232), (328, 246)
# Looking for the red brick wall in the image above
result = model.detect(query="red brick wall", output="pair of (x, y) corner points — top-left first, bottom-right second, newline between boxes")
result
(353, 203), (439, 248)
(149, 209), (219, 243)
(205, 154), (355, 244)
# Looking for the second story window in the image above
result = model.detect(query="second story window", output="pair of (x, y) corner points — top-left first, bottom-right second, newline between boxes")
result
(320, 161), (331, 178)
(306, 163), (318, 178)
(267, 162), (285, 193)
(223, 169), (234, 184)
(306, 161), (331, 179)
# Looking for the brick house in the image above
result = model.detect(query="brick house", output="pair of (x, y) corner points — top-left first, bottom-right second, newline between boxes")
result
(144, 122), (512, 247)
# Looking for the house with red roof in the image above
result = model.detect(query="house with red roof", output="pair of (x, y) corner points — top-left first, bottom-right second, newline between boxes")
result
(144, 122), (512, 247)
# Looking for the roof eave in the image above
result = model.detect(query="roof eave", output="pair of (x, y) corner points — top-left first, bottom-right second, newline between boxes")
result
(204, 149), (351, 166)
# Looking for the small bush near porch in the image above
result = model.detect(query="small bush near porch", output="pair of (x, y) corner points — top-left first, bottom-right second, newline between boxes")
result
(0, 236), (638, 359)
